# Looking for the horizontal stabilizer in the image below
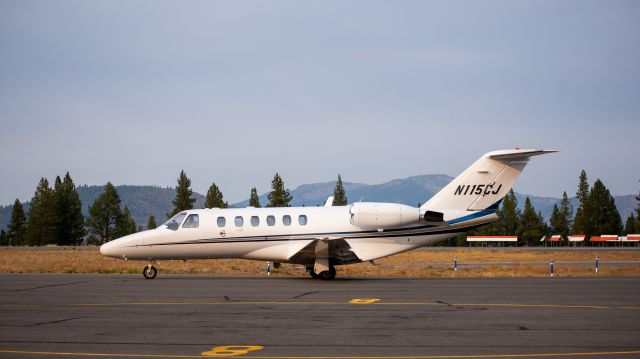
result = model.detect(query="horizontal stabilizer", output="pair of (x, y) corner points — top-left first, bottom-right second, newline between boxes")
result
(489, 149), (557, 161)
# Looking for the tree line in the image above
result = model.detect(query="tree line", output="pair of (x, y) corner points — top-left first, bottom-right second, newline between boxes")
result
(0, 168), (636, 246)
(1, 174), (85, 246)
(464, 170), (639, 246)
(0, 171), (348, 245)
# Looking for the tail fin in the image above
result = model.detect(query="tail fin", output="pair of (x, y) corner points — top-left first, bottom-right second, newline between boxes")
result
(421, 149), (556, 213)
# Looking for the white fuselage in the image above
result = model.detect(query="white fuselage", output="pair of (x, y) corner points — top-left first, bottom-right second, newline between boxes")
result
(99, 205), (496, 265)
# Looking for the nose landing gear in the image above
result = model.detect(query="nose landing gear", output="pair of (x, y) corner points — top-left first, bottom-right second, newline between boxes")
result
(143, 264), (157, 279)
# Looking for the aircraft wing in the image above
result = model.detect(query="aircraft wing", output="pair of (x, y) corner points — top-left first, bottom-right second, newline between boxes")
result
(287, 237), (361, 266)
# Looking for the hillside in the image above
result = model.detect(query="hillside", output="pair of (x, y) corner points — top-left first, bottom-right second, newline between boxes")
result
(232, 174), (453, 208)
(74, 185), (206, 227)
(0, 177), (636, 231)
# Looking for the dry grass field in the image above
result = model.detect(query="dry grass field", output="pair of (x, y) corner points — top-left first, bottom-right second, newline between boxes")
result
(1, 246), (639, 278)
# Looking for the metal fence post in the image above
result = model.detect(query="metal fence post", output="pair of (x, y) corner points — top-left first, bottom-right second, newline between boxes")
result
(454, 257), (458, 272)
(550, 259), (554, 277)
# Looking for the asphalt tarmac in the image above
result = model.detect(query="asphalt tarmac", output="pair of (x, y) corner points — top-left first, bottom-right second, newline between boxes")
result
(1, 273), (639, 359)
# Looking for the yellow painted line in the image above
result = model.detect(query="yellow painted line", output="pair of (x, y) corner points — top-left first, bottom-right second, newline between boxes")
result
(202, 345), (264, 357)
(2, 301), (638, 310)
(0, 349), (202, 358)
(448, 303), (613, 310)
(2, 349), (640, 358)
(349, 298), (381, 304)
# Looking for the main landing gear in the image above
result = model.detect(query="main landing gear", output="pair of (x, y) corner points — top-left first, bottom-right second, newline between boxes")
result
(307, 265), (336, 280)
(143, 264), (157, 279)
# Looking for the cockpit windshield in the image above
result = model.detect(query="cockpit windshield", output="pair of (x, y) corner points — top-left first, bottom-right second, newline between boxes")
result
(164, 212), (187, 229)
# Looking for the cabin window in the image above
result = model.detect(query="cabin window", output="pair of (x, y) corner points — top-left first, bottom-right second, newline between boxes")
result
(234, 216), (244, 227)
(298, 215), (307, 225)
(250, 216), (259, 227)
(182, 214), (199, 228)
(283, 215), (291, 226)
(267, 215), (276, 226)
(217, 216), (226, 227)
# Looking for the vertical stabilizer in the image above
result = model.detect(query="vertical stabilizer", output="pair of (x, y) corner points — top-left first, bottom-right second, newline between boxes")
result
(421, 149), (556, 213)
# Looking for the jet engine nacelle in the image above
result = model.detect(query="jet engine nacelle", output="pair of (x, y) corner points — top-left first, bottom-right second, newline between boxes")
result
(349, 202), (420, 229)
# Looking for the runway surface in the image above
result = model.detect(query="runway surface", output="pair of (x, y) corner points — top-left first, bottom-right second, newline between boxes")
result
(1, 273), (639, 359)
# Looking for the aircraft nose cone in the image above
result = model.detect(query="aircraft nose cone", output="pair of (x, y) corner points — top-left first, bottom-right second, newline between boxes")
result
(100, 241), (118, 258)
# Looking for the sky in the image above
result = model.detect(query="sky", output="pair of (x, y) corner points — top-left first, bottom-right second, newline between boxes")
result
(1, 0), (639, 206)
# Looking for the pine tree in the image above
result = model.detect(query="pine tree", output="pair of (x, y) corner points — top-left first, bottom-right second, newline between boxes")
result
(7, 199), (27, 246)
(114, 206), (137, 239)
(204, 182), (227, 208)
(147, 215), (157, 230)
(519, 197), (545, 246)
(332, 175), (348, 206)
(169, 170), (196, 217)
(86, 182), (123, 244)
(267, 173), (292, 207)
(586, 179), (622, 236)
(636, 181), (640, 220)
(550, 192), (572, 239)
(53, 175), (65, 244)
(560, 191), (573, 234)
(576, 170), (589, 207)
(54, 173), (85, 245)
(26, 178), (57, 246)
(501, 190), (520, 236)
(549, 205), (562, 235)
(573, 207), (586, 235)
(249, 187), (261, 208)
(0, 230), (7, 246)
(573, 170), (590, 236)
(623, 214), (636, 235)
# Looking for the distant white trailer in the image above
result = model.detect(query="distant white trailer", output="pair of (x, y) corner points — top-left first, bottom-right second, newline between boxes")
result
(467, 236), (518, 242)
(568, 235), (585, 242)
(467, 236), (517, 246)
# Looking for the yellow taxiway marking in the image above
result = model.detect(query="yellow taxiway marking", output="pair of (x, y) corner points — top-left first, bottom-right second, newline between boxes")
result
(202, 346), (264, 357)
(2, 349), (640, 358)
(349, 298), (381, 304)
(2, 300), (638, 310)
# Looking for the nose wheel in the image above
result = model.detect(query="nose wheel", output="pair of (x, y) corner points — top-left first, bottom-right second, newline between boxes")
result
(143, 265), (157, 279)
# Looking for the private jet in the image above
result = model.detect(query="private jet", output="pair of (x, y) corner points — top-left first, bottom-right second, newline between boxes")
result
(100, 149), (555, 280)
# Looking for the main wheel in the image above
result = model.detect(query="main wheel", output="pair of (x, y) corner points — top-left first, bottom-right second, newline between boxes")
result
(308, 267), (320, 279)
(319, 267), (336, 281)
(143, 265), (157, 279)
